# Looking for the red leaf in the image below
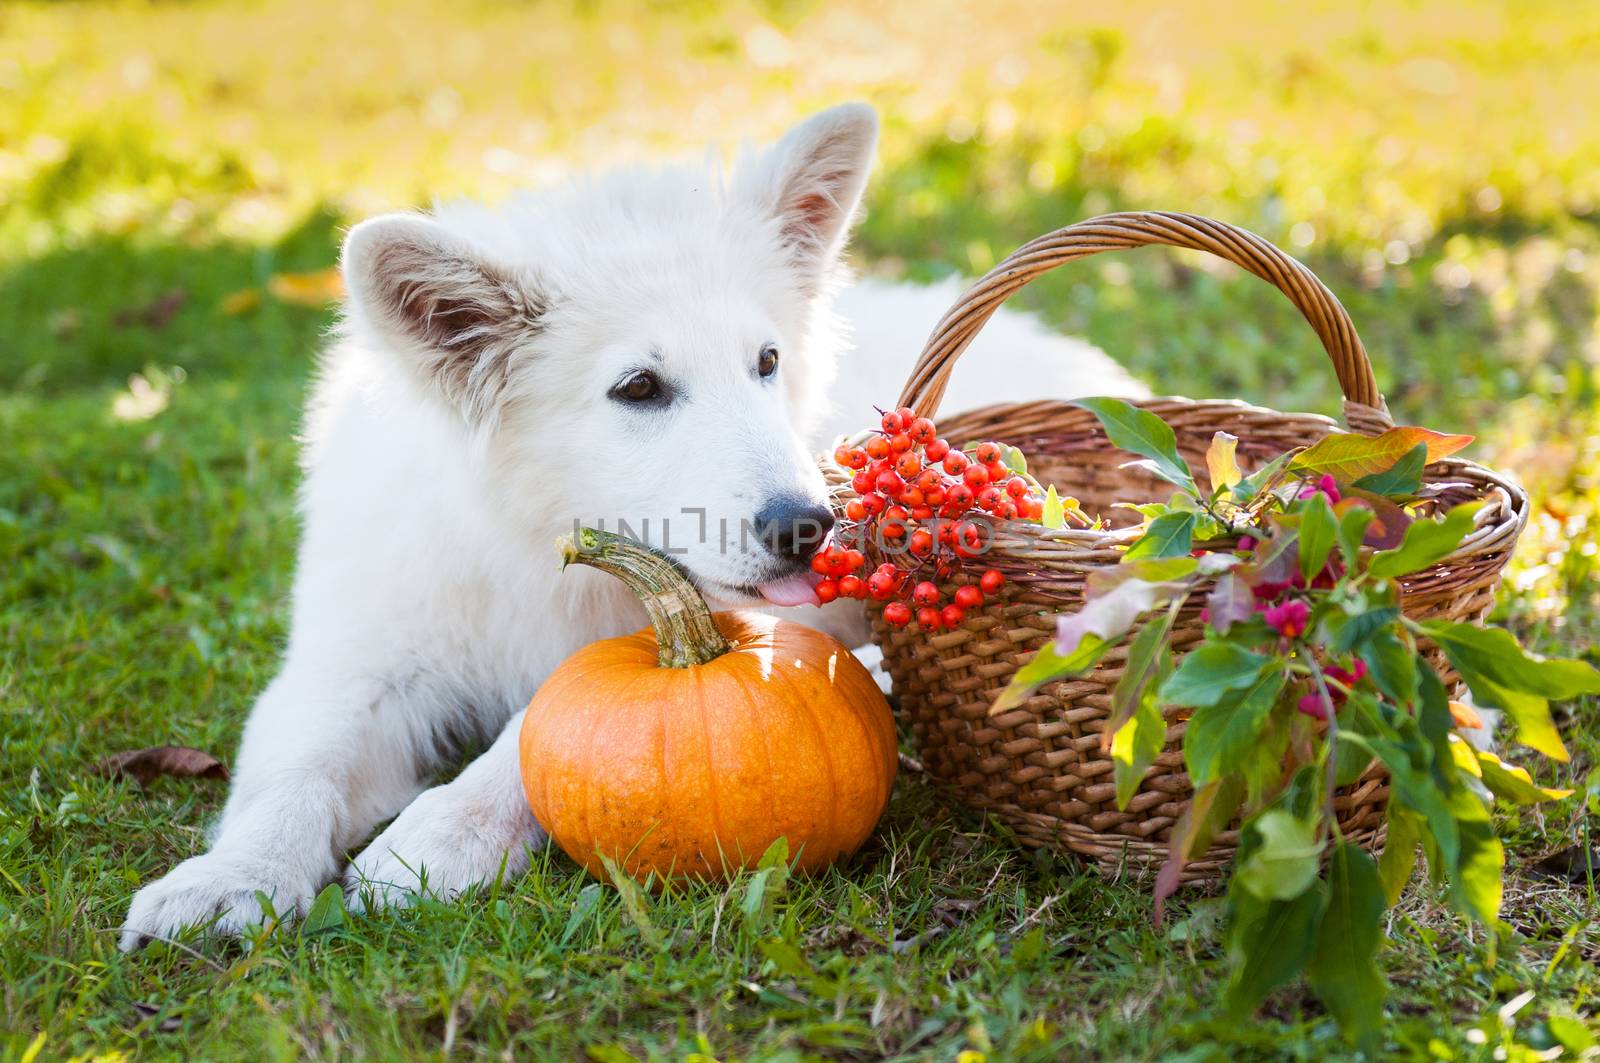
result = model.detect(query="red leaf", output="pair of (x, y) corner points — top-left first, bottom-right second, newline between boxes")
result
(1292, 427), (1473, 482)
(1153, 849), (1186, 926)
(1206, 572), (1255, 634)
(1153, 777), (1242, 924)
(95, 746), (229, 785)
(1338, 491), (1412, 549)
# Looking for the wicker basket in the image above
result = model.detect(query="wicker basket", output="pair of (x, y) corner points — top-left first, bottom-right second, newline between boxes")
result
(826, 212), (1530, 883)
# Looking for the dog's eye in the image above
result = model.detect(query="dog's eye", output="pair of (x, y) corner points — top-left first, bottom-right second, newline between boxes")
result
(758, 344), (779, 379)
(611, 370), (663, 404)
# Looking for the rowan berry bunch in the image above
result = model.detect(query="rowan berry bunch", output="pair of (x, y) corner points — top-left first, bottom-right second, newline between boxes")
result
(821, 405), (1049, 630)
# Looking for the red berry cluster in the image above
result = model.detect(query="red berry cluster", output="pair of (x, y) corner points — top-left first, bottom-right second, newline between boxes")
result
(825, 406), (1037, 630)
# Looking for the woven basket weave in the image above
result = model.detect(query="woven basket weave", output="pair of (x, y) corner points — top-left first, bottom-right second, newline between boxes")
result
(825, 212), (1530, 883)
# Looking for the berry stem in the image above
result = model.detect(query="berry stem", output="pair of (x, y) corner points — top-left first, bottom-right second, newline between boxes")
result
(558, 527), (731, 669)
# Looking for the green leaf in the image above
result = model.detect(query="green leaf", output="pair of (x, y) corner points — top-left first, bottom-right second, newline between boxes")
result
(1307, 844), (1387, 1049)
(1126, 511), (1197, 561)
(301, 883), (346, 936)
(1377, 806), (1422, 905)
(1244, 716), (1293, 806)
(1419, 620), (1600, 761)
(1361, 734), (1464, 877)
(1360, 629), (1419, 707)
(1183, 664), (1288, 786)
(1112, 687), (1168, 811)
(1291, 426), (1473, 481)
(1333, 702), (1378, 786)
(1109, 606), (1177, 734)
(1296, 494), (1337, 582)
(1074, 397), (1197, 494)
(1420, 620), (1600, 699)
(1235, 809), (1323, 901)
(1330, 605), (1400, 654)
(1106, 592), (1179, 812)
(1000, 444), (1028, 475)
(741, 867), (775, 926)
(1368, 502), (1481, 579)
(1106, 556), (1199, 586)
(560, 883), (604, 946)
(1160, 644), (1273, 708)
(600, 854), (665, 949)
(1041, 485), (1068, 529)
(741, 837), (793, 928)
(991, 635), (1113, 713)
(1451, 819), (1504, 924)
(1335, 505), (1376, 567)
(1206, 431), (1242, 491)
(1351, 442), (1427, 496)
(1223, 879), (1329, 1019)
(1549, 1015), (1599, 1055)
(1231, 452), (1293, 503)
(1473, 747), (1574, 804)
(1117, 500), (1175, 521)
(758, 938), (817, 982)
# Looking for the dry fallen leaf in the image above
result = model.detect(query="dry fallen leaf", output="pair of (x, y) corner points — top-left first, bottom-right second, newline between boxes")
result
(268, 267), (345, 307)
(95, 746), (229, 785)
(218, 288), (262, 316)
(1533, 846), (1599, 882)
(114, 289), (188, 331)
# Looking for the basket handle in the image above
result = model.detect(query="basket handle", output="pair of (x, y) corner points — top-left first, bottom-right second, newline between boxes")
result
(896, 211), (1394, 435)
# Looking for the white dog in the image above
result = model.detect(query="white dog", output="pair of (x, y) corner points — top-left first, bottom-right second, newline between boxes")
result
(120, 103), (1144, 948)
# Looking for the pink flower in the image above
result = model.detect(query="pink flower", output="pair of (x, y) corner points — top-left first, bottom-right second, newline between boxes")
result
(1237, 536), (1257, 552)
(1298, 474), (1342, 505)
(1325, 658), (1368, 689)
(1252, 579), (1291, 601)
(1317, 658), (1368, 707)
(1297, 692), (1328, 721)
(1263, 599), (1310, 638)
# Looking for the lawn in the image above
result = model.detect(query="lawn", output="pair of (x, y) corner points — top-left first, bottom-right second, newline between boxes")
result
(3, 1), (1598, 1059)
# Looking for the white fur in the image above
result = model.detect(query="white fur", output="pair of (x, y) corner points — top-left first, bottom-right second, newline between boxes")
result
(120, 105), (1145, 947)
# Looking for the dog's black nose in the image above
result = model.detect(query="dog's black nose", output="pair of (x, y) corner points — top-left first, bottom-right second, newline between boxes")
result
(754, 497), (835, 562)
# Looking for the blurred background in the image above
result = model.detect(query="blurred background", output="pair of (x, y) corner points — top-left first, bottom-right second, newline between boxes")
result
(4, 0), (1597, 735)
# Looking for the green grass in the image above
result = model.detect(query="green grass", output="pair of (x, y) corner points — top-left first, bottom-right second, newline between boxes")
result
(4, 1), (1600, 1059)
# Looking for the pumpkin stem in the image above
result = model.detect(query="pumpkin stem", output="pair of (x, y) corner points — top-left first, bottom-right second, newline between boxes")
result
(558, 527), (732, 668)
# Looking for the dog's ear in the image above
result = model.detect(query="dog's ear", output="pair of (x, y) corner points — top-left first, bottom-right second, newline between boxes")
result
(341, 214), (548, 423)
(741, 102), (879, 290)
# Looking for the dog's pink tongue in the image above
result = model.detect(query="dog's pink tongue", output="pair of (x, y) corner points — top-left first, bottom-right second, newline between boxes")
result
(758, 572), (822, 607)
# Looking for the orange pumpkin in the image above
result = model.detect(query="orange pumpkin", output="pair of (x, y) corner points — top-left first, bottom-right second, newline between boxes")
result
(519, 528), (898, 882)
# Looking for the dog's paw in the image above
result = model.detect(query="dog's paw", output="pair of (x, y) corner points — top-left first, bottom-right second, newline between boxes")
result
(120, 853), (320, 951)
(343, 783), (545, 912)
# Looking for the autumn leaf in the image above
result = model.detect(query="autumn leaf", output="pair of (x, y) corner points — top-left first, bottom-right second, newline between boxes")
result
(94, 745), (229, 785)
(1206, 431), (1243, 491)
(219, 288), (262, 316)
(1291, 426), (1473, 482)
(268, 267), (346, 307)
